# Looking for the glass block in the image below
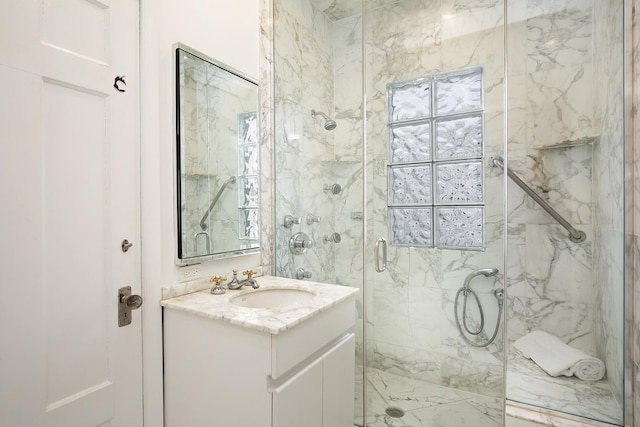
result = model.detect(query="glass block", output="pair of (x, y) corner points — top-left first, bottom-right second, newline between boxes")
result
(239, 208), (259, 240)
(435, 207), (483, 249)
(238, 112), (258, 145)
(239, 144), (259, 175)
(435, 161), (483, 205)
(435, 114), (483, 160)
(434, 68), (482, 115)
(389, 207), (433, 247)
(389, 122), (431, 164)
(239, 176), (259, 208)
(388, 165), (433, 206)
(388, 79), (431, 122)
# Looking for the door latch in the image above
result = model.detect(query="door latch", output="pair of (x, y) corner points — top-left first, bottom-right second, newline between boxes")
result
(118, 286), (143, 327)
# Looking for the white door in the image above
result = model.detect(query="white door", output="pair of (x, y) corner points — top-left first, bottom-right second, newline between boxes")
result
(0, 1), (142, 426)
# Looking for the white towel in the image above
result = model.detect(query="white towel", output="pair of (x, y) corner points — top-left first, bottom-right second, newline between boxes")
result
(513, 331), (605, 381)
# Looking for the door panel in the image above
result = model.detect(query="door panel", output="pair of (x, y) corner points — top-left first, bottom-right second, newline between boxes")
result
(0, 0), (141, 426)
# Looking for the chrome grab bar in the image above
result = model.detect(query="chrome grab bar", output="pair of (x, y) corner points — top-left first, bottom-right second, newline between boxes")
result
(199, 176), (236, 230)
(194, 231), (211, 255)
(491, 156), (586, 243)
(375, 238), (387, 272)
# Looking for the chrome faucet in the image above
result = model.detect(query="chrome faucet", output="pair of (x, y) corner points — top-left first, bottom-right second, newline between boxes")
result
(228, 269), (260, 290)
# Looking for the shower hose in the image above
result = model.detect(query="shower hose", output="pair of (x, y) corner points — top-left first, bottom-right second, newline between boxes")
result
(454, 268), (504, 348)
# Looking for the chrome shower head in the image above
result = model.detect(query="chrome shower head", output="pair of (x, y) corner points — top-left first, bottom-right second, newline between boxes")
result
(311, 109), (337, 131)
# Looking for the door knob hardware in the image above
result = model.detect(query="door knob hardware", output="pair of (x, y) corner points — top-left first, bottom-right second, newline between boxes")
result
(118, 286), (143, 327)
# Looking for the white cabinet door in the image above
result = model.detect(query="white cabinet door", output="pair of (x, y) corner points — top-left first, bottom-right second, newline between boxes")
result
(323, 334), (356, 427)
(0, 1), (142, 426)
(273, 357), (323, 427)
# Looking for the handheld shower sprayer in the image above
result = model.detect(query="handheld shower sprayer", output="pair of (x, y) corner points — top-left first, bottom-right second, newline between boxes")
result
(454, 267), (503, 348)
(311, 109), (337, 131)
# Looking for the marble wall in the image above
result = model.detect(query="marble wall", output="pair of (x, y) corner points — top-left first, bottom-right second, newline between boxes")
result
(271, 0), (365, 355)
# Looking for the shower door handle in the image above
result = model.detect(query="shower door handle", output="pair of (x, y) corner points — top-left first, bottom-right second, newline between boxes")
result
(375, 238), (387, 272)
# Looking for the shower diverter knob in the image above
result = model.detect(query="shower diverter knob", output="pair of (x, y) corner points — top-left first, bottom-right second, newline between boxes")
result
(289, 232), (314, 255)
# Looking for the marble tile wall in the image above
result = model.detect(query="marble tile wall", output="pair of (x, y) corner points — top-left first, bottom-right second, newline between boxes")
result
(271, 0), (366, 359)
(272, 0), (337, 284)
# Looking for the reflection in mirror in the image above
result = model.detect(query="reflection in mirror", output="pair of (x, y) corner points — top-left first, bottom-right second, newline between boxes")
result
(175, 44), (260, 264)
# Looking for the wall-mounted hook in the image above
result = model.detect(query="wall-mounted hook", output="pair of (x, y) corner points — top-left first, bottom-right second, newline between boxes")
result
(114, 75), (127, 92)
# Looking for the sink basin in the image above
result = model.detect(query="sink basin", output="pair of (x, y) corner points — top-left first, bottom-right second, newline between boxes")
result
(230, 287), (316, 309)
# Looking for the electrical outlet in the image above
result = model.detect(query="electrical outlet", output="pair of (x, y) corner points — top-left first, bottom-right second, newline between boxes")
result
(183, 265), (201, 280)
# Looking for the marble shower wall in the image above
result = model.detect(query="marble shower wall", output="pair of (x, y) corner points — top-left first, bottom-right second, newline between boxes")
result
(363, 0), (506, 398)
(273, 0), (337, 284)
(272, 0), (365, 355)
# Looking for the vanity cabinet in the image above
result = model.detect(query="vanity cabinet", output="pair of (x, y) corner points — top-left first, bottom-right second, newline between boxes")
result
(163, 294), (355, 427)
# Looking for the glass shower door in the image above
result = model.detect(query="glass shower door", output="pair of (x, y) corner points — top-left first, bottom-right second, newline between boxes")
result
(504, 1), (626, 424)
(362, 1), (506, 425)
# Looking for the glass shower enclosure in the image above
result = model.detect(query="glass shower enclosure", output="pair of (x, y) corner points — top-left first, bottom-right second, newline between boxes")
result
(269, 0), (626, 426)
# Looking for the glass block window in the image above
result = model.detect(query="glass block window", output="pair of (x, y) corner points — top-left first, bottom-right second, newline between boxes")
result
(388, 165), (433, 206)
(237, 112), (259, 240)
(386, 67), (484, 250)
(390, 208), (433, 246)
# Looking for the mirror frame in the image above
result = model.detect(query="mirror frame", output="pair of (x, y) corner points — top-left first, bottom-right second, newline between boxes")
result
(174, 43), (260, 266)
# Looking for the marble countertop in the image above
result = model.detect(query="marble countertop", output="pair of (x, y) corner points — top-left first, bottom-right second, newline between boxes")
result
(160, 276), (359, 335)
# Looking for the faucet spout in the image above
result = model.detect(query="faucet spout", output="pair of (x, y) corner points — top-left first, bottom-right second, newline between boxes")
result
(228, 269), (260, 290)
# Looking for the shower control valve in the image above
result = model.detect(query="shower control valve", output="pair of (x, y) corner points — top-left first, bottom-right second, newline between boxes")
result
(289, 232), (314, 255)
(283, 215), (302, 228)
(306, 213), (322, 225)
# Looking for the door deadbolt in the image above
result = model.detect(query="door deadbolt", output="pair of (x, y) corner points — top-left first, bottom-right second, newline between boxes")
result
(118, 286), (143, 327)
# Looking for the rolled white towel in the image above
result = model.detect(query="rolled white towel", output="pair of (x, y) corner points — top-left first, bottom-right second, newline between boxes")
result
(513, 330), (605, 381)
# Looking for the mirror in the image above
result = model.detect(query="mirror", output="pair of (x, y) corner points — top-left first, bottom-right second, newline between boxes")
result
(175, 43), (260, 264)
